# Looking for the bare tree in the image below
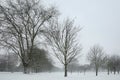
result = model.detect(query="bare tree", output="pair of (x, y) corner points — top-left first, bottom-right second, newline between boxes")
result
(0, 0), (58, 73)
(87, 45), (105, 76)
(45, 19), (82, 77)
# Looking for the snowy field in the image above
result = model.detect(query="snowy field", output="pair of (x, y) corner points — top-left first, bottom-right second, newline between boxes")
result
(0, 72), (119, 80)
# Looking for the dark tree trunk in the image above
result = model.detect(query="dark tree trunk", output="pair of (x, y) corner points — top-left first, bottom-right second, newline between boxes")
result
(117, 69), (119, 74)
(114, 70), (116, 74)
(110, 69), (112, 73)
(107, 67), (109, 75)
(95, 66), (98, 76)
(64, 64), (68, 77)
(23, 66), (28, 74)
(113, 67), (116, 75)
(117, 70), (119, 74)
(23, 62), (29, 74)
(96, 69), (98, 76)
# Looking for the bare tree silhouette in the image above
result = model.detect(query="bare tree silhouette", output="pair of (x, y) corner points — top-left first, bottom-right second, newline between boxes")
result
(45, 19), (82, 77)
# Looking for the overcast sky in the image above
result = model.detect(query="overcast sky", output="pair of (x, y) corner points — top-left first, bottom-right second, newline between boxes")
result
(44, 0), (120, 64)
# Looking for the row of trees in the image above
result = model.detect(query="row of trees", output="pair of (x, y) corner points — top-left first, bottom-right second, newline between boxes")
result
(0, 0), (81, 77)
(0, 53), (18, 72)
(0, 47), (55, 73)
(106, 54), (120, 75)
(87, 45), (120, 76)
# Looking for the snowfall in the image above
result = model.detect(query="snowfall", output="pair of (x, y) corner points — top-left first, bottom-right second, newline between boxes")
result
(0, 72), (120, 80)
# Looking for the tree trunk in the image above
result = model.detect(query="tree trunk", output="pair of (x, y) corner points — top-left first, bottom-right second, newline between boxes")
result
(23, 66), (28, 74)
(64, 64), (68, 77)
(117, 70), (119, 74)
(113, 67), (116, 75)
(107, 67), (109, 75)
(96, 69), (98, 76)
(95, 66), (98, 76)
(110, 69), (112, 73)
(23, 62), (29, 74)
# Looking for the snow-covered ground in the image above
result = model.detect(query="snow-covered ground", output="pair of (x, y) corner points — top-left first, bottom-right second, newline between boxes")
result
(0, 72), (119, 80)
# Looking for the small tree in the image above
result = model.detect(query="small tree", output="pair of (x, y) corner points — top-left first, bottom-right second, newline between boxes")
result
(87, 45), (105, 76)
(0, 0), (58, 73)
(45, 19), (82, 77)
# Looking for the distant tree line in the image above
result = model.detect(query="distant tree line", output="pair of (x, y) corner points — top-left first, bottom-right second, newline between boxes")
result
(87, 44), (120, 76)
(105, 54), (120, 75)
(0, 54), (18, 72)
(30, 47), (54, 73)
(0, 47), (57, 73)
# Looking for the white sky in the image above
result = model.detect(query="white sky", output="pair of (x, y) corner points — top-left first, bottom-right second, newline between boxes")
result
(44, 0), (120, 65)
